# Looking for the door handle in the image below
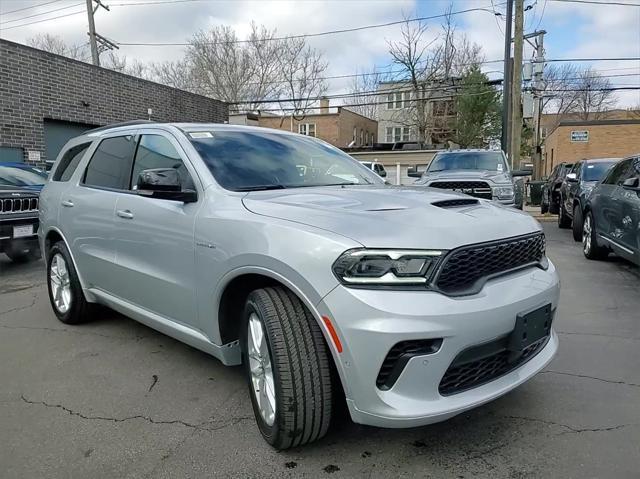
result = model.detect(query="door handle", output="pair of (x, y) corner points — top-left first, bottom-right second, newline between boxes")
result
(116, 209), (134, 219)
(61, 199), (74, 207)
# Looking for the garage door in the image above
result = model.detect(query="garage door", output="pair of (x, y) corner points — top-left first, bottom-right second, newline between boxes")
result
(43, 119), (98, 164)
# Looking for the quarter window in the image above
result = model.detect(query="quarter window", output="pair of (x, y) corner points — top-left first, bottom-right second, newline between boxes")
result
(603, 159), (631, 185)
(53, 143), (91, 182)
(130, 135), (194, 190)
(83, 135), (136, 190)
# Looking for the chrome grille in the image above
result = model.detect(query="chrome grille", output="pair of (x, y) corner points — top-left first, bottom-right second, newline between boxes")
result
(429, 181), (493, 200)
(0, 197), (39, 214)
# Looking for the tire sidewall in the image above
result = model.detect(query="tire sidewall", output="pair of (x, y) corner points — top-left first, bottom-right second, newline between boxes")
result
(241, 296), (282, 446)
(46, 242), (81, 323)
(572, 204), (583, 241)
(583, 211), (600, 258)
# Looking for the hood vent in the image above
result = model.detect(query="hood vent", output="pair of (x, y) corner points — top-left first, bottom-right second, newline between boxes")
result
(431, 198), (479, 208)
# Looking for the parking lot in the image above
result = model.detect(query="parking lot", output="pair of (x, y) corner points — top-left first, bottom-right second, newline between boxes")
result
(0, 223), (638, 478)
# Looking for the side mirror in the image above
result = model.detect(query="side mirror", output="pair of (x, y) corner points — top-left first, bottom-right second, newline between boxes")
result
(622, 176), (640, 189)
(407, 168), (422, 178)
(566, 173), (578, 182)
(511, 169), (532, 177)
(135, 168), (197, 203)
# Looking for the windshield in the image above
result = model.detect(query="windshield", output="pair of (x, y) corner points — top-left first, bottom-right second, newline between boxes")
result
(0, 165), (48, 187)
(583, 161), (616, 182)
(189, 130), (382, 191)
(428, 152), (507, 173)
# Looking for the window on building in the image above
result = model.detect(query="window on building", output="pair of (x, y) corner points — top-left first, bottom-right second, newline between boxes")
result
(385, 127), (410, 143)
(360, 129), (364, 146)
(298, 123), (316, 137)
(83, 135), (136, 190)
(353, 127), (357, 144)
(386, 91), (410, 109)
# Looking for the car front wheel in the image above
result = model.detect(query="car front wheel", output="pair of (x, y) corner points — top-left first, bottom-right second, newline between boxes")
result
(572, 204), (583, 241)
(558, 199), (571, 229)
(242, 287), (333, 449)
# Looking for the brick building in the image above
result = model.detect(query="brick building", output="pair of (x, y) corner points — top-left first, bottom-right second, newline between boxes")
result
(543, 119), (640, 176)
(0, 39), (227, 166)
(256, 100), (377, 148)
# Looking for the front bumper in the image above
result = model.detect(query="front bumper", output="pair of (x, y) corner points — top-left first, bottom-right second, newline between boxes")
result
(318, 260), (560, 428)
(0, 216), (40, 253)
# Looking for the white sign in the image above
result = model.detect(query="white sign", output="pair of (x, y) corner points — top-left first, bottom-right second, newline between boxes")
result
(27, 150), (41, 162)
(570, 131), (589, 142)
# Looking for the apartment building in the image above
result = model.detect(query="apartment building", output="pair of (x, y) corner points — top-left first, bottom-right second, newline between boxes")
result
(377, 81), (456, 147)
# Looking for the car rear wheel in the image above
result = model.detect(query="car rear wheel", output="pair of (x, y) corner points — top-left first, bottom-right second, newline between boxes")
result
(583, 211), (608, 260)
(47, 241), (93, 324)
(572, 204), (583, 241)
(5, 244), (40, 263)
(241, 287), (333, 449)
(540, 202), (549, 214)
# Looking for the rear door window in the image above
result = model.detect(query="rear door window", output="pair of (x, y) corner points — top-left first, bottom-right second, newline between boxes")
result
(603, 159), (631, 185)
(53, 143), (91, 182)
(83, 135), (137, 190)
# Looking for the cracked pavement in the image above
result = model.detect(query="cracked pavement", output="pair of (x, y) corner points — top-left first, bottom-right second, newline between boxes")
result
(1, 224), (639, 478)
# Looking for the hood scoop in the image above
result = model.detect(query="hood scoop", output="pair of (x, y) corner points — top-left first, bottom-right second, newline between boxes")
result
(431, 198), (480, 208)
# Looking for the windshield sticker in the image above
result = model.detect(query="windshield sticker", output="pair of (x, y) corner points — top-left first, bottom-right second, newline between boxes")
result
(189, 131), (214, 139)
(497, 163), (503, 172)
(587, 165), (595, 168)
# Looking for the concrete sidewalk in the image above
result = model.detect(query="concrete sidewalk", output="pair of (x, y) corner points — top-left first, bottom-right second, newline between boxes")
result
(524, 204), (556, 222)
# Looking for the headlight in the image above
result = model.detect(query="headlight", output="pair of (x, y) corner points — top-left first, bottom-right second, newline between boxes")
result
(493, 186), (514, 199)
(332, 249), (443, 287)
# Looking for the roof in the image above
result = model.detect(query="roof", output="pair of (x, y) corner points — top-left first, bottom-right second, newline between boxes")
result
(557, 119), (640, 128)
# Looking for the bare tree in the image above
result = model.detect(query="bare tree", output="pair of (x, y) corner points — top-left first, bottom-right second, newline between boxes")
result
(572, 68), (617, 120)
(27, 34), (88, 61)
(149, 59), (196, 92)
(347, 69), (389, 120)
(277, 37), (328, 121)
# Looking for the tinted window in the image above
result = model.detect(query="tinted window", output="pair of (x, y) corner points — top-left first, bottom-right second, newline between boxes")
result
(131, 135), (194, 190)
(603, 159), (631, 185)
(83, 135), (136, 190)
(189, 131), (380, 191)
(0, 164), (47, 187)
(428, 152), (507, 172)
(582, 161), (616, 182)
(53, 143), (91, 182)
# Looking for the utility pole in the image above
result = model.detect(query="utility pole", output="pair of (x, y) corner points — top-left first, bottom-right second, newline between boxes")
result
(531, 31), (545, 179)
(501, 0), (513, 156)
(510, 0), (524, 169)
(85, 0), (113, 67)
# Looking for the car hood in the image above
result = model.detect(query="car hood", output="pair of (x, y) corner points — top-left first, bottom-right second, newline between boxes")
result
(417, 170), (513, 185)
(242, 185), (540, 249)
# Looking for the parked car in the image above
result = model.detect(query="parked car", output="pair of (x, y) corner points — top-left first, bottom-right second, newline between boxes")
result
(582, 155), (640, 265)
(541, 162), (573, 214)
(0, 163), (47, 262)
(39, 123), (559, 449)
(410, 150), (530, 209)
(557, 158), (618, 240)
(359, 161), (387, 178)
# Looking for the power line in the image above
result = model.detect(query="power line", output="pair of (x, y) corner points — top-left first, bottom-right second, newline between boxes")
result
(535, 0), (548, 29)
(0, 0), (64, 16)
(549, 0), (640, 6)
(0, 8), (86, 30)
(116, 3), (507, 46)
(0, 2), (84, 25)
(110, 0), (209, 5)
(542, 56), (640, 63)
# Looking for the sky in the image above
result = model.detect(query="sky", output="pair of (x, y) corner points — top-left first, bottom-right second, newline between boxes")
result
(0, 0), (639, 107)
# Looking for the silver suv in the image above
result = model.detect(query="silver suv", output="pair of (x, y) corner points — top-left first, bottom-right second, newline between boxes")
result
(39, 122), (559, 449)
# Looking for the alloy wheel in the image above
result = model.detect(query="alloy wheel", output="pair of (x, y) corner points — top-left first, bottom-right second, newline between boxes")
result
(247, 312), (276, 426)
(583, 214), (592, 254)
(50, 253), (72, 313)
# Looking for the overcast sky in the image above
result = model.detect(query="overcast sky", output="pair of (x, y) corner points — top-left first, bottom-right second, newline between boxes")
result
(1, 0), (639, 107)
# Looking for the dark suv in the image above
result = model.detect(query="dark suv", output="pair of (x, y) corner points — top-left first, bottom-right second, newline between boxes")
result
(582, 155), (640, 265)
(0, 162), (47, 262)
(541, 162), (573, 214)
(557, 158), (617, 240)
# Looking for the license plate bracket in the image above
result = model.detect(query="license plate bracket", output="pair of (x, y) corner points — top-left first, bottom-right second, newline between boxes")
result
(508, 304), (552, 353)
(13, 224), (34, 238)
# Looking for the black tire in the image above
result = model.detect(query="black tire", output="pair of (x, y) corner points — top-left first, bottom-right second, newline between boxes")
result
(241, 287), (333, 449)
(572, 204), (583, 241)
(5, 244), (39, 263)
(558, 199), (571, 229)
(46, 241), (93, 324)
(582, 210), (608, 260)
(541, 202), (549, 214)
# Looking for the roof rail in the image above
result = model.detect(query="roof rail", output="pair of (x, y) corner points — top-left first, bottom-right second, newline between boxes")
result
(86, 120), (157, 134)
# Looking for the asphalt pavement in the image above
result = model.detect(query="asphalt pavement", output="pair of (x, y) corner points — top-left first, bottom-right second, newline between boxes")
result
(1, 224), (638, 478)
